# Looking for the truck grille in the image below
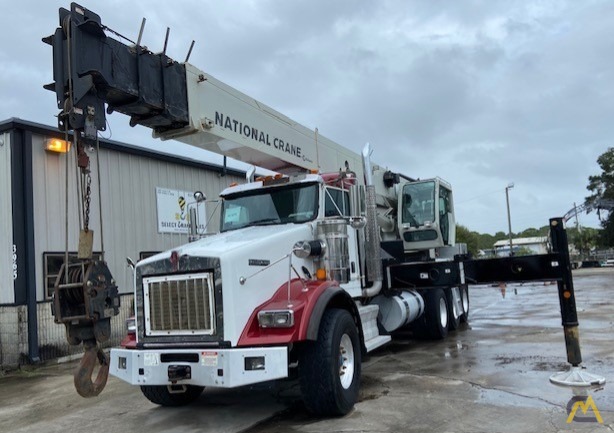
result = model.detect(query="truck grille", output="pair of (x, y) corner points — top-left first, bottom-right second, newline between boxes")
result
(144, 272), (215, 336)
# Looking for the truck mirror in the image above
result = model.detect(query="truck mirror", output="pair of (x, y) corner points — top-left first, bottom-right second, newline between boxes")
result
(349, 216), (366, 230)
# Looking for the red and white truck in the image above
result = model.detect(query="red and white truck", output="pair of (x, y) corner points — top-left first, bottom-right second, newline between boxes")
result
(46, 3), (595, 415)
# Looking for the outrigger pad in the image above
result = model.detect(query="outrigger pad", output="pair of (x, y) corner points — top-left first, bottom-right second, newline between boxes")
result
(550, 366), (606, 387)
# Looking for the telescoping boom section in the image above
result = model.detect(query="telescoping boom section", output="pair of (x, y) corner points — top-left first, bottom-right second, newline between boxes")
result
(43, 3), (361, 176)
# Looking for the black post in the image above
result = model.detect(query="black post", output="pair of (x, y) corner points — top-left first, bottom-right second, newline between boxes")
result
(11, 128), (41, 363)
(549, 217), (582, 366)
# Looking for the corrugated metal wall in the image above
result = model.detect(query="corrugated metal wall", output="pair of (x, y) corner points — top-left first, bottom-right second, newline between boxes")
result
(36, 293), (134, 361)
(30, 133), (243, 300)
(0, 132), (13, 305)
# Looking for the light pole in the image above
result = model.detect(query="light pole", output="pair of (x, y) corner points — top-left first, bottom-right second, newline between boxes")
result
(505, 183), (514, 257)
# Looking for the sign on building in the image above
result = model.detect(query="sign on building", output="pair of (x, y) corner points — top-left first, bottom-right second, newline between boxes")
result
(156, 187), (206, 234)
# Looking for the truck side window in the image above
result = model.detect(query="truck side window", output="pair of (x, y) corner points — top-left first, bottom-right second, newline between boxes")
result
(324, 188), (350, 217)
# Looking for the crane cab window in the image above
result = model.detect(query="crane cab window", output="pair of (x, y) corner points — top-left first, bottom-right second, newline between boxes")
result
(401, 181), (435, 227)
(324, 187), (350, 217)
(439, 185), (452, 245)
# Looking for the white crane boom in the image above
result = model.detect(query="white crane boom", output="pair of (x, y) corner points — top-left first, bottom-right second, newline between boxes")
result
(158, 65), (364, 176)
(44, 4), (363, 177)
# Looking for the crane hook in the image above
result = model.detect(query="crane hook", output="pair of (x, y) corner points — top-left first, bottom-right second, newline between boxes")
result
(74, 341), (110, 398)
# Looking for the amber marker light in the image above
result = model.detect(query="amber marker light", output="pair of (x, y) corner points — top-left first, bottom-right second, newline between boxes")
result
(316, 268), (327, 280)
(45, 138), (70, 153)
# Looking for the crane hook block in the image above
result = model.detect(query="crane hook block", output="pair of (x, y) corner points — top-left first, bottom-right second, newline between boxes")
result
(74, 343), (109, 398)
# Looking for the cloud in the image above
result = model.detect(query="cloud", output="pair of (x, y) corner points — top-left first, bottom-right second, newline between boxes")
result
(0, 0), (612, 234)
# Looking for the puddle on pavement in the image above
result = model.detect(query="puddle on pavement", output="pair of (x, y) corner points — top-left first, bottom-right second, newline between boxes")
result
(474, 385), (554, 409)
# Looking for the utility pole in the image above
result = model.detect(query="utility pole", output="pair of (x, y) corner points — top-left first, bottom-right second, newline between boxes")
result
(506, 183), (514, 257)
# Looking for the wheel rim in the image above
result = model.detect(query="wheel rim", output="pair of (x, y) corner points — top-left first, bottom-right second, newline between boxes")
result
(439, 298), (448, 329)
(338, 333), (355, 389)
(461, 287), (469, 314)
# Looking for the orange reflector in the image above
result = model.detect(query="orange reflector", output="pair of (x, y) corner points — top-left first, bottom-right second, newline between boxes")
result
(229, 182), (238, 187)
(255, 176), (264, 182)
(45, 138), (70, 153)
(563, 291), (571, 299)
(310, 169), (319, 174)
(274, 174), (283, 179)
(316, 268), (327, 280)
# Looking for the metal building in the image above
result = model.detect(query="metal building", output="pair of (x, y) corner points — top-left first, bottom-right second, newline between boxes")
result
(493, 236), (549, 257)
(0, 118), (245, 368)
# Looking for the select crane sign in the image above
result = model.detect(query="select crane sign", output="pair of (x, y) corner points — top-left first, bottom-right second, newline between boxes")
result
(156, 187), (206, 234)
(43, 2), (605, 414)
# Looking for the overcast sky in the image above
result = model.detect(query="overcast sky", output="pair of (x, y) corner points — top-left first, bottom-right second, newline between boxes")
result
(1, 0), (612, 234)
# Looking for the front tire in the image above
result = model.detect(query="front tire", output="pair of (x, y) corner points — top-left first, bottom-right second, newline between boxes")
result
(299, 308), (361, 416)
(140, 384), (204, 406)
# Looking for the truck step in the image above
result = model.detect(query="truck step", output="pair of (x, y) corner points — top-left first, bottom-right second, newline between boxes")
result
(357, 304), (392, 353)
(364, 335), (392, 352)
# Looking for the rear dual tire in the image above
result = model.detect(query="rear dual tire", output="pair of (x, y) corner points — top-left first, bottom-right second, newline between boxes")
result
(423, 288), (449, 339)
(460, 284), (470, 323)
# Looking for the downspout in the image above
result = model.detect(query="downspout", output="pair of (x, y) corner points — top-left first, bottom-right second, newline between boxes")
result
(361, 143), (383, 297)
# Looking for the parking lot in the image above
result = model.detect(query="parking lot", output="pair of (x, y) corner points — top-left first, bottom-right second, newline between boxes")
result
(1, 268), (612, 432)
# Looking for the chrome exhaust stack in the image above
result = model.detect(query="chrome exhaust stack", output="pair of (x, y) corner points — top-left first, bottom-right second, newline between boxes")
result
(361, 143), (383, 297)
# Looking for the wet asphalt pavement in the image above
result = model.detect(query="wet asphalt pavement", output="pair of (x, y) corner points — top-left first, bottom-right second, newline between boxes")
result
(0, 268), (612, 432)
(248, 267), (614, 433)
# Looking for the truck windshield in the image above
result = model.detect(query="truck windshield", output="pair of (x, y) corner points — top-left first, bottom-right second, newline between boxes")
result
(401, 181), (436, 227)
(221, 183), (318, 231)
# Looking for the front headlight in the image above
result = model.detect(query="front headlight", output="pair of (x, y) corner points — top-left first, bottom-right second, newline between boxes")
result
(257, 310), (295, 328)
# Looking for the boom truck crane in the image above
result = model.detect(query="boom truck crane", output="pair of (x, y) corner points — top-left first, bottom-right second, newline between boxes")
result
(45, 3), (604, 415)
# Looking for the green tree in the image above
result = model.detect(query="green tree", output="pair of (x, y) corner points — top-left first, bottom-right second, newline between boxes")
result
(600, 214), (614, 246)
(476, 233), (495, 251)
(456, 224), (479, 256)
(494, 231), (508, 242)
(519, 227), (540, 237)
(586, 147), (614, 247)
(567, 227), (599, 254)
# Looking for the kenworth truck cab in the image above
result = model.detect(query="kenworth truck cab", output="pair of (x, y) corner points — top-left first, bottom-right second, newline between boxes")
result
(46, 3), (599, 415)
(109, 155), (462, 414)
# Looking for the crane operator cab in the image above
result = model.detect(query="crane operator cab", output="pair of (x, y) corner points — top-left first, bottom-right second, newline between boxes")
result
(398, 178), (455, 252)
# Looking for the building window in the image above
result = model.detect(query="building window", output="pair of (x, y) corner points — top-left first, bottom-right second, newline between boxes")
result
(43, 252), (101, 300)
